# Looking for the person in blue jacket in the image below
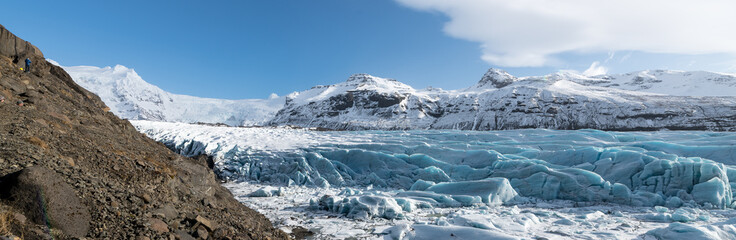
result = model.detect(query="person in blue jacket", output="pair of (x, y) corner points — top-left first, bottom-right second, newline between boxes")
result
(24, 58), (31, 73)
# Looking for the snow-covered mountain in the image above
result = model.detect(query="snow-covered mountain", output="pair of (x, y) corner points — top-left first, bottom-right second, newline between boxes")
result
(58, 61), (736, 131)
(53, 61), (284, 126)
(271, 69), (736, 131)
(563, 70), (736, 96)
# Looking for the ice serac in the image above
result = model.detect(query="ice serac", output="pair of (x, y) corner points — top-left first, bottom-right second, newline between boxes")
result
(311, 194), (405, 220)
(135, 122), (736, 211)
(425, 178), (518, 205)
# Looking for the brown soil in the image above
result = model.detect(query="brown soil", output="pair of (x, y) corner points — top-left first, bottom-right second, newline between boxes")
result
(0, 24), (289, 239)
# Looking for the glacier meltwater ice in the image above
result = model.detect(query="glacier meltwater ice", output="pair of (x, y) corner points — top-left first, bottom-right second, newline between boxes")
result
(134, 121), (736, 219)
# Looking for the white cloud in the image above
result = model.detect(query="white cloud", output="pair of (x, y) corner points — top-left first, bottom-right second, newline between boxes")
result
(582, 61), (607, 76)
(396, 0), (736, 67)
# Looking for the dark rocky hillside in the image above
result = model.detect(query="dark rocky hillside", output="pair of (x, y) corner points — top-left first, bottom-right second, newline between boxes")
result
(0, 24), (288, 239)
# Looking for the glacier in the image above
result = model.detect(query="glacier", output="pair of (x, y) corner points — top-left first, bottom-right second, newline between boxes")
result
(57, 60), (736, 238)
(134, 121), (736, 239)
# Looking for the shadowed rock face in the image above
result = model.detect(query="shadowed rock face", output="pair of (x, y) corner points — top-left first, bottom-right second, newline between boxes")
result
(0, 24), (288, 239)
(0, 166), (91, 237)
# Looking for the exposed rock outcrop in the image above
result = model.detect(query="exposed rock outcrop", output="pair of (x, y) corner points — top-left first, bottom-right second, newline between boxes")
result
(0, 24), (288, 239)
(475, 68), (517, 88)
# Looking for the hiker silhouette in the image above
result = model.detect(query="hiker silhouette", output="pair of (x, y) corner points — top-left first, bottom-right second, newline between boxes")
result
(24, 58), (31, 73)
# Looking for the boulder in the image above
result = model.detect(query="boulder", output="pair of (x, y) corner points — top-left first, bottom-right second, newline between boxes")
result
(148, 218), (169, 233)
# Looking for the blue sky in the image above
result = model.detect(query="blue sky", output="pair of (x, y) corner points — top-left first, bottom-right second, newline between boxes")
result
(2, 1), (735, 99)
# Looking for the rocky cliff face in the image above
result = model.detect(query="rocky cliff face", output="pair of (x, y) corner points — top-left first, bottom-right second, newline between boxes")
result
(0, 24), (288, 239)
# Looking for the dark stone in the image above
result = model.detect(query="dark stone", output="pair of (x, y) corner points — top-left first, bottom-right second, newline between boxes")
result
(211, 227), (235, 240)
(192, 154), (215, 169)
(330, 93), (354, 111)
(175, 230), (196, 240)
(149, 217), (169, 233)
(368, 93), (404, 108)
(195, 225), (209, 239)
(0, 166), (91, 237)
(154, 204), (179, 220)
(141, 193), (152, 204)
(290, 226), (314, 240)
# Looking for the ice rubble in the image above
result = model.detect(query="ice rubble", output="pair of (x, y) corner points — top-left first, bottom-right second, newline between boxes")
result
(383, 224), (519, 240)
(228, 181), (736, 240)
(135, 121), (736, 216)
(646, 222), (736, 240)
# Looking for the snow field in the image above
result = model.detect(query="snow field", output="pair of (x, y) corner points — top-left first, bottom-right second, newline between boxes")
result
(59, 63), (284, 126)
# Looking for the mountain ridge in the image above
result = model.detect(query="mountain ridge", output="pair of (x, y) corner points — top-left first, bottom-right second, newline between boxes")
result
(59, 62), (736, 131)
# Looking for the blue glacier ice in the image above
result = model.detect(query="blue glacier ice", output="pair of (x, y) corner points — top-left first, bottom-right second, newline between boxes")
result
(311, 194), (405, 219)
(424, 178), (517, 205)
(152, 129), (736, 216)
(646, 222), (736, 240)
(382, 224), (519, 240)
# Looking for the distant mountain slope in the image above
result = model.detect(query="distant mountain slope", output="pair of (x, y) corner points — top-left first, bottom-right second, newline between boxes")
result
(270, 73), (441, 129)
(61, 62), (736, 131)
(53, 62), (283, 126)
(465, 68), (736, 96)
(561, 70), (736, 96)
(271, 69), (736, 131)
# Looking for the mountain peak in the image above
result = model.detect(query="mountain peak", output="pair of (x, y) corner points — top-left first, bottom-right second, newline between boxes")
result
(346, 73), (394, 83)
(477, 68), (517, 88)
(343, 73), (410, 90)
